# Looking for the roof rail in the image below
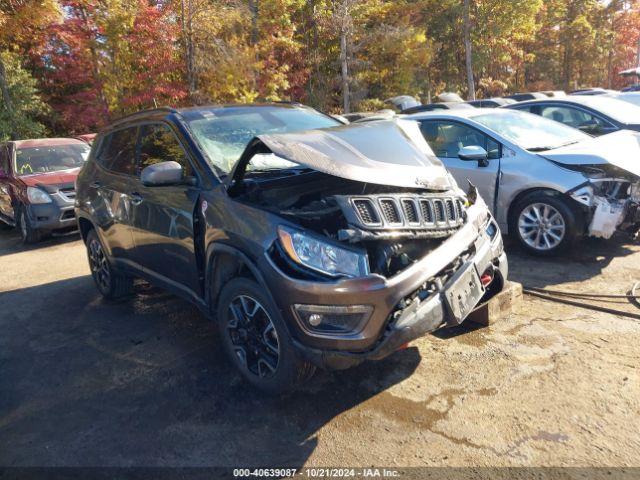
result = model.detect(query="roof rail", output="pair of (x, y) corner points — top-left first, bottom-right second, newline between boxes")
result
(109, 106), (180, 127)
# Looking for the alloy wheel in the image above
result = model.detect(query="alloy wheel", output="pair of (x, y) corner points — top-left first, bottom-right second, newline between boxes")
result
(226, 295), (280, 378)
(88, 237), (111, 292)
(518, 202), (566, 251)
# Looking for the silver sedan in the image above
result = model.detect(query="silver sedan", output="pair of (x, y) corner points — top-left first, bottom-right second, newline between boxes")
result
(406, 108), (640, 255)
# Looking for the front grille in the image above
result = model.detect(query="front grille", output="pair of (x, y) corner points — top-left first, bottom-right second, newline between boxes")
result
(338, 194), (466, 232)
(353, 199), (380, 224)
(379, 199), (401, 224)
(58, 187), (76, 202)
(401, 200), (419, 224)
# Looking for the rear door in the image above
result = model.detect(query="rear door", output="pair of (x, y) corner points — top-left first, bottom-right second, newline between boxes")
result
(88, 127), (139, 261)
(128, 123), (201, 296)
(418, 119), (501, 213)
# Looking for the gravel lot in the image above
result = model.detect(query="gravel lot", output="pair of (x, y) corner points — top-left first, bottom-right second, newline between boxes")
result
(1, 227), (639, 470)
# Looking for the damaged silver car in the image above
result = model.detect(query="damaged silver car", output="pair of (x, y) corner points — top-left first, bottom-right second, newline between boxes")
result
(409, 108), (640, 255)
(76, 104), (508, 392)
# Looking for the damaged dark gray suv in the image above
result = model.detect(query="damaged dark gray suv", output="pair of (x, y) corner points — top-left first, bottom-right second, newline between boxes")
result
(75, 104), (508, 392)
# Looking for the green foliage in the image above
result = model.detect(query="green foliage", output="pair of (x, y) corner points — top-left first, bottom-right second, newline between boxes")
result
(3, 0), (640, 134)
(0, 51), (49, 141)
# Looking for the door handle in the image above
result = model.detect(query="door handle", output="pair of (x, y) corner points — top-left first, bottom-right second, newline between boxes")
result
(89, 181), (101, 188)
(129, 192), (143, 206)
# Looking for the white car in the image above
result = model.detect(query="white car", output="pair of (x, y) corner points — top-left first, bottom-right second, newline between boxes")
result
(406, 108), (640, 255)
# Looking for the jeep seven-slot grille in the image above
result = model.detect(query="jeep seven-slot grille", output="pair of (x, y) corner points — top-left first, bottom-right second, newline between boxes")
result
(353, 199), (380, 224)
(344, 195), (466, 231)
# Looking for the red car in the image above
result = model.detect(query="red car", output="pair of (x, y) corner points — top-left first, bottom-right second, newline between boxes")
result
(0, 138), (90, 243)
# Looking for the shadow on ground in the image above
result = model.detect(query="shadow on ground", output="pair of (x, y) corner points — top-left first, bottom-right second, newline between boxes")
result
(0, 276), (421, 467)
(505, 234), (637, 288)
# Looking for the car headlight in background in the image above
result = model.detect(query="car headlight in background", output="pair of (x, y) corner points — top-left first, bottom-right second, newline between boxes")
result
(277, 225), (369, 278)
(26, 187), (52, 204)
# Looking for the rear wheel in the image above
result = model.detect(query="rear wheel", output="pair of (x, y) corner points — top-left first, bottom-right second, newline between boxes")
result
(509, 191), (581, 256)
(19, 206), (42, 244)
(86, 229), (133, 299)
(216, 278), (315, 394)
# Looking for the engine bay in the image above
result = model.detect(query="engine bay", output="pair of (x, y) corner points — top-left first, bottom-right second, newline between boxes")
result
(235, 169), (468, 277)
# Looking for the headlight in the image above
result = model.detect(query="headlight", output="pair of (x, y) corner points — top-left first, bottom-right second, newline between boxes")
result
(26, 187), (52, 204)
(277, 226), (369, 278)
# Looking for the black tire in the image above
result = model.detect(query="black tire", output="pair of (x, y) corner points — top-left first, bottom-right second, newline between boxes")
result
(86, 229), (133, 299)
(18, 205), (42, 244)
(509, 190), (582, 256)
(216, 278), (315, 394)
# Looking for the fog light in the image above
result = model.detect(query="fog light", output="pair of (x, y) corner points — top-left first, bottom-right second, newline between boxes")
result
(293, 304), (373, 334)
(308, 314), (322, 327)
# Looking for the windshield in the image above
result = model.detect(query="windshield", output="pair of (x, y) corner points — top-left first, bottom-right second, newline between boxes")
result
(15, 144), (90, 175)
(472, 111), (590, 151)
(186, 106), (341, 174)
(580, 97), (640, 124)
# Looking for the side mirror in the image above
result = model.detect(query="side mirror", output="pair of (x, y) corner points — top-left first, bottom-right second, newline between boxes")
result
(458, 145), (489, 167)
(141, 161), (184, 186)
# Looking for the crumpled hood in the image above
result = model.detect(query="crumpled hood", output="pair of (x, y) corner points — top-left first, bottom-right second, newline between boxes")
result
(541, 130), (640, 177)
(18, 169), (80, 189)
(256, 119), (453, 191)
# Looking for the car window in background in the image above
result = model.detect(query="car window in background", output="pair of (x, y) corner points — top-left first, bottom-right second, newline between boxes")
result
(14, 143), (90, 176)
(186, 106), (340, 175)
(138, 124), (192, 176)
(97, 128), (138, 176)
(579, 97), (640, 124)
(419, 120), (501, 159)
(472, 110), (589, 151)
(539, 105), (608, 130)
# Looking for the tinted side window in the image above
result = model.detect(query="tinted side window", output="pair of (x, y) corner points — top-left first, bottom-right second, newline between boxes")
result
(137, 124), (192, 176)
(97, 128), (138, 175)
(539, 105), (607, 130)
(419, 120), (501, 160)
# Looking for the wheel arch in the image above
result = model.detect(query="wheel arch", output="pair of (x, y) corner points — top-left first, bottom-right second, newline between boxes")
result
(77, 216), (95, 243)
(505, 187), (585, 235)
(205, 243), (274, 319)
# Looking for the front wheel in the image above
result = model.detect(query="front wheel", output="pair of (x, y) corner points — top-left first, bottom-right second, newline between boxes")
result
(509, 191), (581, 256)
(19, 206), (42, 244)
(216, 278), (315, 394)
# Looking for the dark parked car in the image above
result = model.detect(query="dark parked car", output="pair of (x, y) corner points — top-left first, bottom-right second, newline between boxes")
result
(0, 138), (90, 243)
(504, 92), (548, 102)
(466, 98), (516, 108)
(402, 102), (474, 114)
(505, 95), (640, 136)
(75, 104), (508, 392)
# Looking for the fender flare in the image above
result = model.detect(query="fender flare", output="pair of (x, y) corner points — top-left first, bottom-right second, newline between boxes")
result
(204, 243), (277, 318)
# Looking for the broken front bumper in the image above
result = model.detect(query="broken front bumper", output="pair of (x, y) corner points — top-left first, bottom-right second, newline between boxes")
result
(588, 197), (640, 239)
(259, 199), (508, 370)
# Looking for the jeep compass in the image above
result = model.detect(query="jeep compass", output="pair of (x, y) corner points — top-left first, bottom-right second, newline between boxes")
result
(75, 104), (508, 392)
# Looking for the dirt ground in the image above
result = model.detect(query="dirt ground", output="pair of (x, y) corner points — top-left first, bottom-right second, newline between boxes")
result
(0, 226), (639, 471)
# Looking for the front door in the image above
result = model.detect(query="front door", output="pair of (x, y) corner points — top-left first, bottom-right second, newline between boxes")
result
(128, 123), (201, 296)
(418, 119), (501, 213)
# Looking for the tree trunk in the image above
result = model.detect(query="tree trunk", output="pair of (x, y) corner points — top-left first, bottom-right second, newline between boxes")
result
(463, 0), (475, 100)
(340, 27), (350, 113)
(181, 0), (196, 100)
(249, 0), (259, 45)
(0, 55), (16, 140)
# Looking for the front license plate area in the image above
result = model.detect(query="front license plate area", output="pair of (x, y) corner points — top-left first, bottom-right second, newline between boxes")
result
(444, 263), (485, 325)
